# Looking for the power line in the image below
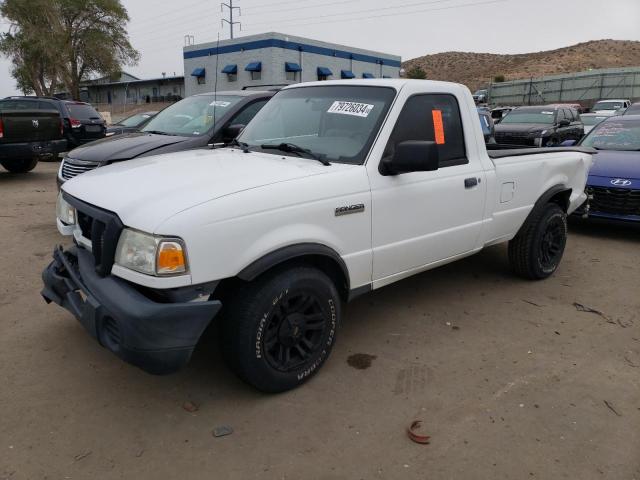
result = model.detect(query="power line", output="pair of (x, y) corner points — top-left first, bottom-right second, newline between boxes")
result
(242, 0), (363, 15)
(248, 0), (460, 26)
(240, 0), (342, 10)
(244, 0), (507, 31)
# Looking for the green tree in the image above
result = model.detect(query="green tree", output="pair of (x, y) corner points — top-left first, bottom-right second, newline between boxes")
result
(406, 66), (427, 80)
(0, 0), (139, 99)
(0, 1), (59, 95)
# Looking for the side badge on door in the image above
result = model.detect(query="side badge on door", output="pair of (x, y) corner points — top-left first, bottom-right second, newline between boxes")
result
(335, 204), (365, 216)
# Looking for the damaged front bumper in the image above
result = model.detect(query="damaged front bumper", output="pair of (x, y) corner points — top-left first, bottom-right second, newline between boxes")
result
(41, 246), (222, 374)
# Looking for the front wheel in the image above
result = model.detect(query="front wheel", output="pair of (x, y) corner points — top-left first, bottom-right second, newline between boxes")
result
(221, 266), (340, 392)
(508, 203), (567, 280)
(1, 158), (38, 173)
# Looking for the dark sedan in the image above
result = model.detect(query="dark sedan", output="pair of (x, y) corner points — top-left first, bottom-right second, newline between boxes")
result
(494, 105), (583, 147)
(58, 90), (275, 185)
(105, 111), (158, 137)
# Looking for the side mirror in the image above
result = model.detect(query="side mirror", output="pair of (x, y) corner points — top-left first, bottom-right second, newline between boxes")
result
(560, 139), (577, 146)
(380, 141), (439, 176)
(222, 123), (245, 142)
(558, 119), (570, 127)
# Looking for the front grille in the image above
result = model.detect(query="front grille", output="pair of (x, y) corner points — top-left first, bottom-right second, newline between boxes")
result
(60, 158), (100, 180)
(64, 195), (124, 276)
(494, 132), (535, 146)
(588, 186), (640, 216)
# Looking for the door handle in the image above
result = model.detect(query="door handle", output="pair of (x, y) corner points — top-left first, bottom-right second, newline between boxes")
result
(464, 177), (478, 188)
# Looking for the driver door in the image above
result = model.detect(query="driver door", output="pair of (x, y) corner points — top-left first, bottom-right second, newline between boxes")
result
(368, 93), (487, 283)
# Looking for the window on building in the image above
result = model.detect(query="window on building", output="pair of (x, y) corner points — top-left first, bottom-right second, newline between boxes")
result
(383, 94), (467, 168)
(285, 62), (302, 82)
(317, 67), (333, 81)
(245, 62), (262, 81)
(197, 76), (206, 85)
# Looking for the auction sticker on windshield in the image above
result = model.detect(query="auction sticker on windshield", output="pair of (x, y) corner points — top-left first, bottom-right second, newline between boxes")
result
(210, 101), (231, 107)
(327, 101), (374, 118)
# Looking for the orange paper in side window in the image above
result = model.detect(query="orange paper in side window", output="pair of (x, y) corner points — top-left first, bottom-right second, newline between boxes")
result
(432, 110), (445, 144)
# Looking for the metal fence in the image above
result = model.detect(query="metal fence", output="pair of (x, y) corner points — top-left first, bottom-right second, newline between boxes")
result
(488, 67), (640, 107)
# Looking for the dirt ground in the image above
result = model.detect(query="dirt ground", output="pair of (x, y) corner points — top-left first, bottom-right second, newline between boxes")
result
(1, 162), (639, 480)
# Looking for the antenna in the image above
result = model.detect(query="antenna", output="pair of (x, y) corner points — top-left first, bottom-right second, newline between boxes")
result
(211, 33), (220, 147)
(221, 1), (241, 39)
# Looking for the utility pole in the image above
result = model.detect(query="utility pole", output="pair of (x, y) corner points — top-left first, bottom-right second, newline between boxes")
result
(221, 1), (241, 39)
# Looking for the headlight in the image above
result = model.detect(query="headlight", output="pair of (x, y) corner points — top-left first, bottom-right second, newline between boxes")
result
(105, 131), (115, 137)
(56, 193), (76, 225)
(115, 228), (188, 276)
(529, 130), (547, 137)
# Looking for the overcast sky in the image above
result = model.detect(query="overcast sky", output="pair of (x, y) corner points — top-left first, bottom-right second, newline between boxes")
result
(1, 0), (639, 95)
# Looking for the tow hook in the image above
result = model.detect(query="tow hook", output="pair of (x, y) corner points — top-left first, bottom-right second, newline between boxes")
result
(582, 192), (594, 219)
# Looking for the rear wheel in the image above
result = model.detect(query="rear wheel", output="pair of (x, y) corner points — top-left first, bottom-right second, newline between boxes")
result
(220, 266), (340, 392)
(508, 203), (567, 280)
(1, 158), (38, 173)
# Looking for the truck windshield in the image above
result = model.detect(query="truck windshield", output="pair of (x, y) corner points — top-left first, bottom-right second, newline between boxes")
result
(141, 95), (242, 137)
(500, 109), (556, 124)
(592, 101), (624, 111)
(237, 85), (396, 164)
(581, 119), (640, 151)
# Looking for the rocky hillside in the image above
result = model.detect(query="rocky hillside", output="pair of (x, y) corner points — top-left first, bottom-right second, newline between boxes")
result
(402, 40), (640, 91)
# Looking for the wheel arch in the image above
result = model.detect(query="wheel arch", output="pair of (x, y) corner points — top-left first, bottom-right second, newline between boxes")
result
(235, 243), (351, 300)
(537, 184), (572, 212)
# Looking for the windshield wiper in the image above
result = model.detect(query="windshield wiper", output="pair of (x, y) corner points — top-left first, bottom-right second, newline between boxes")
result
(144, 130), (174, 136)
(260, 142), (330, 166)
(227, 138), (252, 153)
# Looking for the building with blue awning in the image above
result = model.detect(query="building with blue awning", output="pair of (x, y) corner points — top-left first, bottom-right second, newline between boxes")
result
(183, 32), (401, 95)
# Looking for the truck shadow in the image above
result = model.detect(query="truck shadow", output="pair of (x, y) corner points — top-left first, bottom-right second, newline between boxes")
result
(186, 243), (513, 394)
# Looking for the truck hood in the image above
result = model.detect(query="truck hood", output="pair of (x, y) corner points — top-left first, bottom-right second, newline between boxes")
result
(62, 148), (355, 232)
(494, 123), (551, 134)
(588, 149), (640, 182)
(67, 132), (191, 162)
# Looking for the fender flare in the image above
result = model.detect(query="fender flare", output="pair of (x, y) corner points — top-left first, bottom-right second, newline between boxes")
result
(534, 184), (572, 211)
(236, 243), (350, 289)
(516, 184), (571, 235)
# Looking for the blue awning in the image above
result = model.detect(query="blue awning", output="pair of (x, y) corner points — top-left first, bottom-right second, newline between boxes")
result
(317, 67), (333, 77)
(221, 64), (237, 74)
(191, 67), (205, 77)
(285, 62), (302, 72)
(245, 61), (262, 72)
(341, 70), (355, 79)
(362, 73), (375, 79)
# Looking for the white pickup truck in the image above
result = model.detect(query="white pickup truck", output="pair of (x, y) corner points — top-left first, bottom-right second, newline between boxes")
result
(42, 80), (594, 392)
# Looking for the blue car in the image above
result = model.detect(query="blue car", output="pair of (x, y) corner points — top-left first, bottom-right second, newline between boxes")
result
(576, 115), (640, 221)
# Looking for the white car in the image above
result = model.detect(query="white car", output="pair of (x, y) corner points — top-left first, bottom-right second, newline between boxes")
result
(580, 113), (610, 134)
(591, 99), (631, 115)
(43, 79), (594, 392)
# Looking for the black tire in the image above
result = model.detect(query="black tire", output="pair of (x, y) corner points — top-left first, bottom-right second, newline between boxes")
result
(221, 266), (340, 393)
(508, 203), (567, 280)
(1, 158), (38, 173)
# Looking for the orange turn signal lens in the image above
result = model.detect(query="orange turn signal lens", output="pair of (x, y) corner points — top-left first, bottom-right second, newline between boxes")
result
(157, 241), (187, 275)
